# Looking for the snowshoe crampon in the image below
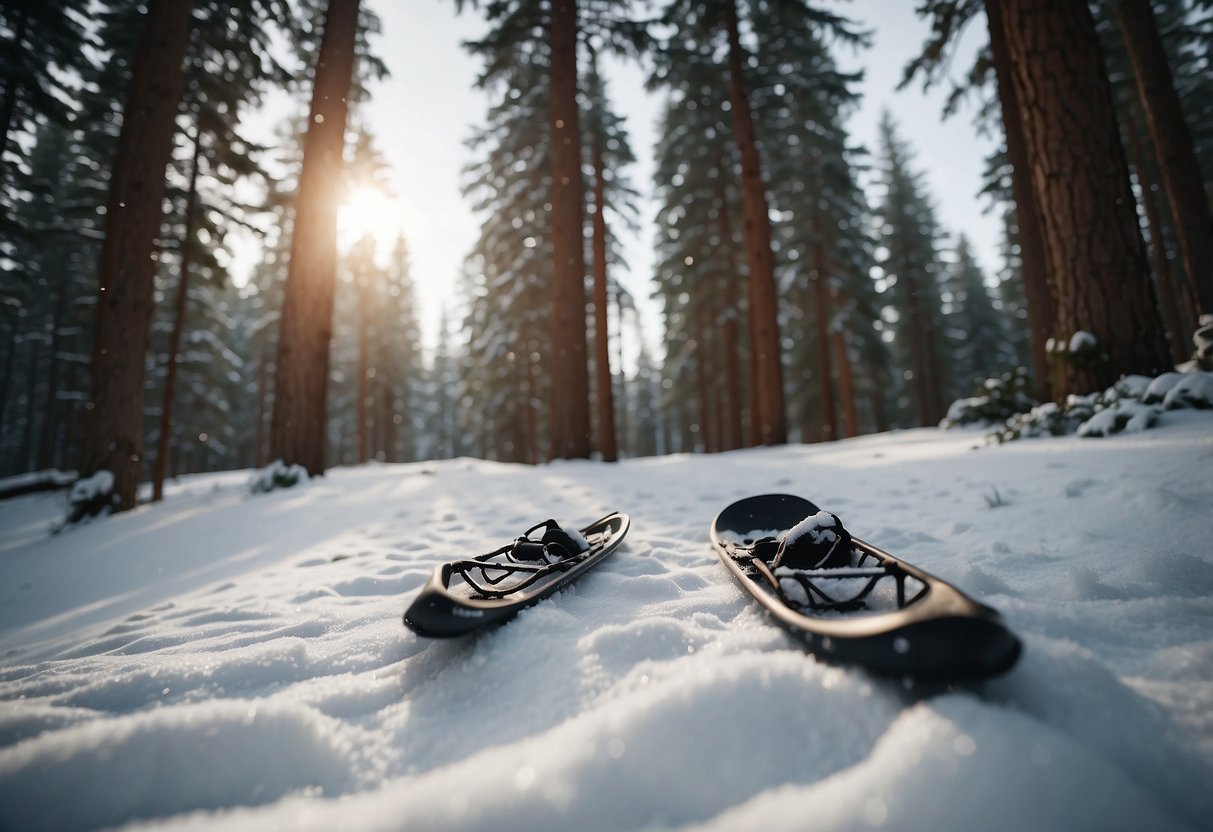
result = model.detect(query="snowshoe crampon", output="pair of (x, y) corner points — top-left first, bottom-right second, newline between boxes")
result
(404, 512), (630, 637)
(712, 494), (1020, 680)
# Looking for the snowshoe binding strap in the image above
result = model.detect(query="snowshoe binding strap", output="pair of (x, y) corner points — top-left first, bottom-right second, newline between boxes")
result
(510, 519), (591, 564)
(772, 511), (853, 570)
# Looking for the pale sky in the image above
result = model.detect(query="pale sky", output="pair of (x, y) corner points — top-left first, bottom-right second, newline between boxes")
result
(241, 0), (1001, 356)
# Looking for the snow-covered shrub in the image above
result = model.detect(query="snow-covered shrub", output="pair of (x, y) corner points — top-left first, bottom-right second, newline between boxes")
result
(987, 368), (1213, 443)
(943, 367), (1038, 428)
(1190, 314), (1212, 371)
(66, 470), (117, 522)
(1076, 400), (1159, 437)
(250, 460), (310, 494)
(1143, 371), (1213, 410)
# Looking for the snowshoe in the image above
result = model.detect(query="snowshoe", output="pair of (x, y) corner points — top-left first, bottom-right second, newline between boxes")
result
(712, 494), (1021, 680)
(404, 512), (630, 637)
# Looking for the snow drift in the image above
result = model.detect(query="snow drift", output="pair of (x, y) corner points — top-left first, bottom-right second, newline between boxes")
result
(2, 414), (1212, 831)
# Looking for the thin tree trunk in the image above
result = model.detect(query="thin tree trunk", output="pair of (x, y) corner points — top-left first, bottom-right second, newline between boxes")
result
(612, 290), (630, 457)
(723, 0), (785, 446)
(985, 0), (1054, 399)
(20, 337), (42, 472)
(590, 132), (617, 461)
(524, 336), (539, 464)
(1125, 107), (1189, 363)
(37, 260), (72, 470)
(152, 130), (202, 502)
(1117, 0), (1213, 327)
(999, 0), (1171, 396)
(78, 0), (194, 511)
(547, 0), (591, 460)
(255, 348), (268, 467)
(270, 0), (360, 475)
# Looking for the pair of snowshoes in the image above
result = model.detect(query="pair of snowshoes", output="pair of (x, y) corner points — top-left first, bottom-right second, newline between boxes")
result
(403, 495), (1021, 680)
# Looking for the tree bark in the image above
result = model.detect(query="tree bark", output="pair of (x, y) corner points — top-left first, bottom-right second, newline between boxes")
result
(355, 250), (370, 464)
(270, 0), (360, 475)
(152, 129), (201, 502)
(590, 132), (617, 461)
(1125, 107), (1189, 363)
(723, 0), (785, 445)
(78, 0), (194, 511)
(716, 189), (743, 452)
(998, 0), (1171, 396)
(693, 303), (714, 452)
(547, 0), (591, 459)
(811, 227), (836, 441)
(1116, 0), (1213, 328)
(985, 0), (1054, 399)
(832, 329), (858, 438)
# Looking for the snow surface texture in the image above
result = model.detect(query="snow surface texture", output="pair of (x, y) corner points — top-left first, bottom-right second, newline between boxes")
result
(2, 416), (1213, 831)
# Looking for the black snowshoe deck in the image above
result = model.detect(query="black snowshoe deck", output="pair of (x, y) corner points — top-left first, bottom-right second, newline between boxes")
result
(712, 494), (1021, 679)
(404, 511), (630, 637)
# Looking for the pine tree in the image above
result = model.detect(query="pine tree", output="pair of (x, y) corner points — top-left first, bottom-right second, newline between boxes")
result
(747, 3), (875, 442)
(996, 0), (1171, 395)
(1115, 0), (1213, 328)
(902, 0), (1054, 399)
(873, 113), (952, 427)
(0, 0), (91, 222)
(947, 234), (1013, 389)
(650, 47), (747, 452)
(583, 53), (639, 462)
(270, 0), (362, 476)
(75, 0), (196, 517)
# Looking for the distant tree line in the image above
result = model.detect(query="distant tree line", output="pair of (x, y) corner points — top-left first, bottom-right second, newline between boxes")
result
(0, 0), (1208, 518)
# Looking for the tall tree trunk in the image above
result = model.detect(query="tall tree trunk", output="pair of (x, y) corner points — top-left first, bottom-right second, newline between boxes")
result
(19, 337), (42, 472)
(255, 350), (268, 468)
(716, 190), (743, 452)
(998, 0), (1171, 396)
(1125, 107), (1189, 363)
(355, 255), (370, 464)
(693, 303), (713, 452)
(1116, 0), (1213, 327)
(590, 132), (617, 461)
(270, 0), (360, 475)
(547, 0), (591, 460)
(811, 232), (836, 441)
(985, 0), (1054, 399)
(832, 329), (858, 439)
(0, 322), (17, 449)
(381, 378), (396, 463)
(78, 0), (194, 511)
(152, 130), (202, 502)
(723, 0), (785, 445)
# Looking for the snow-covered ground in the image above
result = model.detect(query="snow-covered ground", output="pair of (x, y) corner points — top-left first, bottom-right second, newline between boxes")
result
(2, 415), (1212, 831)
